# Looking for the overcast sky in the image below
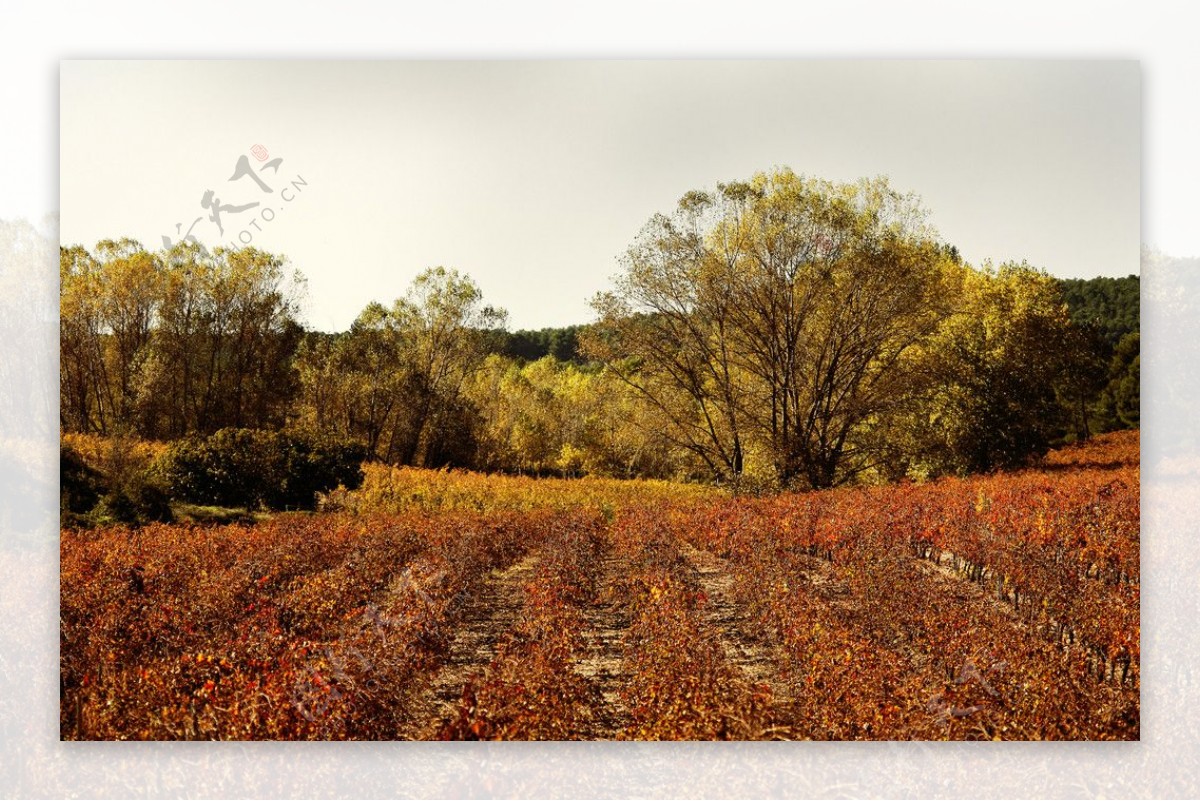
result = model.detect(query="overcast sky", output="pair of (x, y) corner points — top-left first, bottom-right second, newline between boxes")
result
(60, 60), (1139, 332)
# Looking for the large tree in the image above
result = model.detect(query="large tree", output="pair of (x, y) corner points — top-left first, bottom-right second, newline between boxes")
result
(398, 266), (508, 466)
(60, 245), (111, 433)
(139, 244), (304, 437)
(587, 169), (959, 489)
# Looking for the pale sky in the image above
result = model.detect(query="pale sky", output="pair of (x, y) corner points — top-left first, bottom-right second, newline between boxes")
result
(60, 60), (1140, 332)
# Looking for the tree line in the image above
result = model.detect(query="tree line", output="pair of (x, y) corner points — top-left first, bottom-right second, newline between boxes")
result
(1057, 275), (1140, 433)
(60, 240), (303, 439)
(60, 168), (1139, 495)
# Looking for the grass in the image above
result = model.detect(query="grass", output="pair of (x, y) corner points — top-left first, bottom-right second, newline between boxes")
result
(170, 503), (274, 526)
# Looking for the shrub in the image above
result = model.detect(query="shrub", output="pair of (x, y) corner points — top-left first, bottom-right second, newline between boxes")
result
(61, 438), (173, 527)
(60, 442), (102, 526)
(276, 436), (369, 510)
(90, 480), (174, 526)
(156, 428), (367, 510)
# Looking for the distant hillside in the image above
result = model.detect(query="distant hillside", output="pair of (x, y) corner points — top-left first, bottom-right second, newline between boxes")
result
(1058, 275), (1139, 347)
(486, 325), (586, 363)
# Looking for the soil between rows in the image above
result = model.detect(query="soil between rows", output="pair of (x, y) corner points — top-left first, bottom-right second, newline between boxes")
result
(676, 540), (794, 707)
(397, 551), (540, 739)
(574, 548), (633, 739)
(399, 533), (797, 739)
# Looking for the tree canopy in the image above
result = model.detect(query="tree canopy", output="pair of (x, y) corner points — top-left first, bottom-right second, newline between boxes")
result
(1058, 275), (1139, 348)
(589, 170), (964, 487)
(585, 169), (1115, 488)
(60, 241), (304, 438)
(291, 267), (506, 466)
(60, 172), (1138, 496)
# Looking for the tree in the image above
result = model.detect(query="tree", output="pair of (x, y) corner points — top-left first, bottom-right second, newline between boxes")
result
(1058, 275), (1139, 348)
(396, 267), (508, 466)
(903, 261), (1078, 476)
(1055, 320), (1111, 441)
(133, 243), (305, 437)
(1056, 274), (1140, 436)
(60, 239), (166, 435)
(1096, 331), (1139, 430)
(464, 354), (680, 479)
(60, 245), (111, 433)
(292, 267), (506, 467)
(59, 241), (305, 439)
(95, 239), (164, 428)
(587, 169), (959, 489)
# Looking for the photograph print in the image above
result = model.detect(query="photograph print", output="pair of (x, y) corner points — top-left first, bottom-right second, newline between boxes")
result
(59, 60), (1140, 740)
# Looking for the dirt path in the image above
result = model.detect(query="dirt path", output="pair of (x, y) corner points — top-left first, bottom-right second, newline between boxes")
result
(574, 548), (632, 739)
(396, 551), (540, 739)
(676, 541), (794, 713)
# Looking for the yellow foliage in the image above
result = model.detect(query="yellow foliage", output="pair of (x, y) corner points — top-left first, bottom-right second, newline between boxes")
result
(61, 432), (168, 472)
(346, 463), (717, 516)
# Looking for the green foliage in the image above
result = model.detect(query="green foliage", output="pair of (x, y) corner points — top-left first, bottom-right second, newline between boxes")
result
(277, 435), (371, 510)
(156, 428), (366, 510)
(488, 325), (588, 363)
(1058, 275), (1139, 348)
(91, 481), (174, 527)
(291, 268), (506, 468)
(465, 354), (685, 480)
(900, 262), (1077, 476)
(1095, 332), (1140, 430)
(1055, 276), (1139, 436)
(157, 429), (275, 509)
(60, 437), (173, 527)
(60, 442), (103, 524)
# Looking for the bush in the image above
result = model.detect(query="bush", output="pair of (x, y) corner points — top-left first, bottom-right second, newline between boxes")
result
(60, 442), (102, 526)
(90, 481), (174, 526)
(276, 436), (370, 510)
(156, 428), (367, 510)
(60, 438), (174, 527)
(157, 429), (278, 509)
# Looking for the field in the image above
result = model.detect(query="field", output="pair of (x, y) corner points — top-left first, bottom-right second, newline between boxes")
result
(60, 432), (1139, 740)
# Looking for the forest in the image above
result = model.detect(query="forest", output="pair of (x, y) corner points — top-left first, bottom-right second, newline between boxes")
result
(60, 170), (1138, 522)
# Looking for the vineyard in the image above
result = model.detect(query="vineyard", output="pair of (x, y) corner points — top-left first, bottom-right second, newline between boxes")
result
(60, 432), (1139, 740)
